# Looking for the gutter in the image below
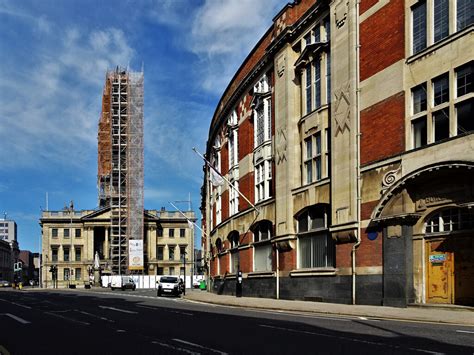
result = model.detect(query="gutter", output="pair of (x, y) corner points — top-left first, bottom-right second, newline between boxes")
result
(352, 0), (362, 306)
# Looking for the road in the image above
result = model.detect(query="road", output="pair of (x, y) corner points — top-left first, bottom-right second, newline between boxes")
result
(0, 288), (473, 354)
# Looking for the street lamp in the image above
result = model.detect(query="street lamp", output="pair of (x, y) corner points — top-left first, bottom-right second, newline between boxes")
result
(182, 250), (186, 296)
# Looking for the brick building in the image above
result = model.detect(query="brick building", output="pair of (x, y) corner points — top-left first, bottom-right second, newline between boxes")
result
(200, 0), (473, 306)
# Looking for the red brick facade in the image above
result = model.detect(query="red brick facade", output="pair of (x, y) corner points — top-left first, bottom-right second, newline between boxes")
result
(239, 117), (254, 158)
(238, 172), (255, 211)
(360, 0), (404, 81)
(360, 91), (405, 165)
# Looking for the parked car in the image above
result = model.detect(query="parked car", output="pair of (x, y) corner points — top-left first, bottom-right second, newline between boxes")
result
(157, 276), (182, 297)
(110, 276), (136, 291)
(0, 280), (11, 287)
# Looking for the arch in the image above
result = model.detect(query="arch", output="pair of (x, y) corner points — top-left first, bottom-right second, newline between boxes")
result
(215, 238), (223, 253)
(227, 230), (240, 249)
(250, 219), (273, 243)
(371, 161), (474, 220)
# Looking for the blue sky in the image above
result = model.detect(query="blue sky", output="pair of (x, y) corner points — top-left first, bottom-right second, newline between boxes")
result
(0, 0), (286, 252)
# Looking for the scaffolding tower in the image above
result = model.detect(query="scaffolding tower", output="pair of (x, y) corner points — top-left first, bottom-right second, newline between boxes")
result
(98, 67), (144, 275)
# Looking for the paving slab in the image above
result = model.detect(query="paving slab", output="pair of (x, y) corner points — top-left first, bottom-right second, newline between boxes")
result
(184, 290), (474, 326)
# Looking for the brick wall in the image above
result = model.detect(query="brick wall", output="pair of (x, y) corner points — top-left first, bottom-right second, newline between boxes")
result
(222, 190), (229, 221)
(240, 248), (253, 273)
(239, 117), (254, 158)
(357, 228), (382, 267)
(239, 172), (255, 210)
(361, 200), (379, 220)
(360, 91), (405, 165)
(221, 142), (229, 175)
(336, 243), (352, 268)
(359, 0), (379, 15)
(279, 248), (296, 271)
(360, 0), (404, 81)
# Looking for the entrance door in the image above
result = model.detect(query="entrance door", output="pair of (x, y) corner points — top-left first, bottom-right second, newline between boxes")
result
(427, 241), (454, 304)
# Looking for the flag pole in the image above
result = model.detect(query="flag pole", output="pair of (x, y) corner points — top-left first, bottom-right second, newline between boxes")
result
(192, 147), (259, 213)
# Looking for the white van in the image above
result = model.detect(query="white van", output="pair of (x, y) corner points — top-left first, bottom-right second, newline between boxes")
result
(110, 276), (136, 291)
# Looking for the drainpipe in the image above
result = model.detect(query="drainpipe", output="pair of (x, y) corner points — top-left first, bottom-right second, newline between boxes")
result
(276, 246), (280, 299)
(352, 0), (362, 305)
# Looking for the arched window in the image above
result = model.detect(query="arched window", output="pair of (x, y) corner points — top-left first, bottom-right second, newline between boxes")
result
(296, 204), (334, 269)
(215, 238), (223, 253)
(227, 231), (240, 273)
(252, 220), (273, 272)
(425, 207), (474, 233)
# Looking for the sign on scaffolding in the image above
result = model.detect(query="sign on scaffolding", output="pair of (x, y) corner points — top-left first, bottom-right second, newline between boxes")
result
(129, 240), (144, 270)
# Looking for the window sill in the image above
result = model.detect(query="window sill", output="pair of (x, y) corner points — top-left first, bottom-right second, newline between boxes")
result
(248, 271), (275, 278)
(290, 268), (336, 277)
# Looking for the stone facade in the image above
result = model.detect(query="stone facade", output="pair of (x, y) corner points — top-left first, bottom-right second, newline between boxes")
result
(201, 0), (474, 306)
(40, 208), (195, 288)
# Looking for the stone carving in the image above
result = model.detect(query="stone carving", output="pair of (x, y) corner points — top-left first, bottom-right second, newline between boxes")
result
(274, 12), (287, 38)
(334, 0), (348, 29)
(381, 166), (401, 192)
(238, 95), (250, 121)
(334, 85), (351, 135)
(276, 127), (287, 165)
(277, 55), (286, 77)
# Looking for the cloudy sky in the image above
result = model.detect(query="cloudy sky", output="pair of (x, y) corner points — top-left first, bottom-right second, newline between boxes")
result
(0, 0), (287, 252)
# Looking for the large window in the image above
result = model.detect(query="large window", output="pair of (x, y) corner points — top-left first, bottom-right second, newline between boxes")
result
(255, 159), (272, 202)
(168, 246), (175, 260)
(64, 268), (70, 281)
(52, 228), (58, 238)
(52, 247), (58, 262)
(304, 132), (323, 184)
(75, 229), (81, 238)
(229, 179), (239, 216)
(410, 63), (473, 149)
(169, 228), (174, 238)
(180, 229), (185, 238)
(64, 228), (70, 238)
(75, 268), (81, 281)
(228, 110), (239, 167)
(63, 247), (70, 262)
(253, 221), (272, 272)
(411, 0), (473, 55)
(75, 247), (81, 262)
(297, 205), (334, 269)
(425, 207), (474, 233)
(157, 246), (164, 260)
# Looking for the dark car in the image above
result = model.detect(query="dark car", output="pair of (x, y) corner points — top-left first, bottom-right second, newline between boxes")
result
(157, 276), (182, 297)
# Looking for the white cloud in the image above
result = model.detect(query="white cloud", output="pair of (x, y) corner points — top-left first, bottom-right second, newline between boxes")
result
(0, 15), (135, 170)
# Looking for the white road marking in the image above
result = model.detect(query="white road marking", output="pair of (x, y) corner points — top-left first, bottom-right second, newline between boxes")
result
(4, 313), (31, 324)
(76, 310), (114, 323)
(259, 325), (443, 354)
(98, 305), (138, 314)
(358, 316), (368, 320)
(44, 311), (90, 325)
(456, 330), (474, 334)
(173, 339), (227, 355)
(151, 341), (199, 354)
(0, 299), (32, 309)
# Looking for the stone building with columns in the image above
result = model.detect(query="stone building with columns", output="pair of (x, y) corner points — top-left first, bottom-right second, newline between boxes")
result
(200, 0), (473, 306)
(40, 208), (195, 288)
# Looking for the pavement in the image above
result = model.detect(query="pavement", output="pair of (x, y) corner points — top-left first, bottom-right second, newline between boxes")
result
(183, 289), (474, 326)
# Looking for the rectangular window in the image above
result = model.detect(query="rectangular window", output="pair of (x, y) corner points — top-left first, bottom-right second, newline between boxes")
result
(169, 246), (175, 260)
(169, 266), (175, 275)
(433, 74), (449, 105)
(157, 267), (164, 275)
(412, 84), (427, 113)
(457, 0), (474, 31)
(75, 247), (81, 262)
(433, 109), (450, 141)
(75, 229), (81, 238)
(315, 132), (322, 181)
(180, 229), (185, 238)
(63, 247), (70, 262)
(64, 268), (70, 281)
(64, 228), (70, 238)
(412, 1), (427, 54)
(304, 32), (312, 46)
(229, 180), (239, 216)
(52, 248), (58, 262)
(299, 234), (334, 268)
(254, 244), (272, 272)
(256, 104), (265, 146)
(456, 63), (473, 97)
(325, 128), (331, 178)
(305, 64), (312, 114)
(314, 25), (321, 43)
(157, 246), (164, 260)
(52, 228), (58, 238)
(457, 99), (474, 134)
(413, 116), (427, 148)
(169, 229), (174, 238)
(157, 227), (163, 237)
(314, 58), (321, 109)
(255, 159), (272, 202)
(324, 16), (330, 41)
(433, 0), (449, 42)
(180, 246), (186, 259)
(75, 268), (81, 281)
(305, 138), (313, 184)
(230, 251), (239, 273)
(326, 52), (331, 104)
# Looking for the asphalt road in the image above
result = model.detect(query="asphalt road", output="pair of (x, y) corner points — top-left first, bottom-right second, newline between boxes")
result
(0, 288), (473, 354)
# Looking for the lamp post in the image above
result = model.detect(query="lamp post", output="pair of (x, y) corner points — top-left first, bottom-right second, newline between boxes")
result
(182, 250), (186, 296)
